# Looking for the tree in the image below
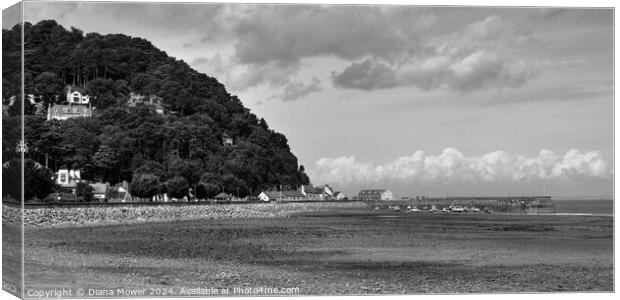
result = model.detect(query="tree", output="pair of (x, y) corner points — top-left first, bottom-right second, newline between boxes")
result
(2, 159), (22, 201)
(134, 160), (166, 180)
(29, 166), (57, 200)
(86, 78), (116, 109)
(33, 72), (64, 105)
(195, 183), (220, 199)
(92, 144), (117, 182)
(223, 174), (249, 197)
(166, 176), (189, 199)
(76, 181), (94, 202)
(2, 159), (57, 202)
(6, 21), (315, 198)
(129, 173), (161, 201)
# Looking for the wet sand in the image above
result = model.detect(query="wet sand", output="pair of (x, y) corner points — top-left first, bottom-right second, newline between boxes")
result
(22, 210), (613, 295)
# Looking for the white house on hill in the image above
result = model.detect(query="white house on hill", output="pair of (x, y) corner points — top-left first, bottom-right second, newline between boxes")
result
(67, 87), (90, 104)
(127, 92), (164, 115)
(222, 133), (234, 146)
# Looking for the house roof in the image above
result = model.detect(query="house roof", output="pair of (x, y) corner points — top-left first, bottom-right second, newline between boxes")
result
(262, 190), (306, 199)
(261, 191), (280, 198)
(282, 190), (305, 198)
(302, 185), (323, 194)
(67, 86), (87, 94)
(214, 192), (232, 199)
(89, 183), (108, 194)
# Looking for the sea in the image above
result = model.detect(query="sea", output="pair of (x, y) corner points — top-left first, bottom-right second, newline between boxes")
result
(552, 199), (614, 215)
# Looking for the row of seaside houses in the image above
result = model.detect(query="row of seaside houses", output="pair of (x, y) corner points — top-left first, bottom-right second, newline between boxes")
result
(258, 185), (347, 202)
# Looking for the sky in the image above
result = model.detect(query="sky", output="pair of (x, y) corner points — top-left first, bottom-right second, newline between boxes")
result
(12, 1), (614, 198)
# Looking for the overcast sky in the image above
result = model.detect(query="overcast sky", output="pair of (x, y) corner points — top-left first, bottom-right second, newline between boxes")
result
(14, 1), (614, 198)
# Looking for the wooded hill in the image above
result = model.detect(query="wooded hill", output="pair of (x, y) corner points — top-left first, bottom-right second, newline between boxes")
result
(2, 20), (310, 200)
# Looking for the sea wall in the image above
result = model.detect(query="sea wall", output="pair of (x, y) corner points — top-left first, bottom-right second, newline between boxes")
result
(3, 201), (368, 228)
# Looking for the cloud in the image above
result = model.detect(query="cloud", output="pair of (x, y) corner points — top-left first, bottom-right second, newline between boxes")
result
(190, 56), (210, 66)
(331, 59), (397, 91)
(332, 52), (536, 92)
(158, 8), (540, 94)
(309, 148), (611, 186)
(328, 14), (543, 92)
(231, 5), (424, 66)
(270, 78), (323, 102)
(25, 3), (609, 99)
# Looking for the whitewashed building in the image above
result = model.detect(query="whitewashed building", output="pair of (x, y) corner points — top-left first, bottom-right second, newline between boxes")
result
(259, 190), (306, 202)
(47, 103), (92, 120)
(66, 87), (90, 104)
(334, 191), (347, 200)
(358, 189), (394, 201)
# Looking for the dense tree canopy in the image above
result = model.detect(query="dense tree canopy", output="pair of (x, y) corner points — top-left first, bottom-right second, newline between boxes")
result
(2, 158), (57, 201)
(2, 20), (311, 199)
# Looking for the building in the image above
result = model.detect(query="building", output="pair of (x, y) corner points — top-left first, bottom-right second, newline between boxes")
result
(127, 92), (164, 114)
(55, 168), (83, 194)
(222, 133), (234, 146)
(258, 190), (306, 202)
(2, 96), (16, 117)
(322, 185), (335, 198)
(358, 189), (394, 201)
(47, 104), (93, 120)
(334, 191), (347, 200)
(214, 192), (232, 201)
(47, 86), (93, 121)
(299, 185), (324, 200)
(89, 183), (109, 202)
(66, 87), (90, 104)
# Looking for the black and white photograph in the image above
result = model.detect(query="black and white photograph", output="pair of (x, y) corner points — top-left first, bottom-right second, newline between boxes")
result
(1, 0), (615, 298)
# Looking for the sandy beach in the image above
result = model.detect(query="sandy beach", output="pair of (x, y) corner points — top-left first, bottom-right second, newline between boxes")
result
(20, 208), (613, 295)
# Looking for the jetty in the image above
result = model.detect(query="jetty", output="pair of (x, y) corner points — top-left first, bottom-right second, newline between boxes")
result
(416, 196), (555, 213)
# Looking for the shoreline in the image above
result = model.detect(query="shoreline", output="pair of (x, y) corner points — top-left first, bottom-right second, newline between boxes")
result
(4, 203), (614, 230)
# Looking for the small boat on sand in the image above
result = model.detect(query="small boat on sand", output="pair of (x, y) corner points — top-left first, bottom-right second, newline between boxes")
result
(449, 205), (465, 212)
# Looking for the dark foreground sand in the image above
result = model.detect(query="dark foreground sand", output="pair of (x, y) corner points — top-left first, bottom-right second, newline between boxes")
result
(22, 210), (613, 295)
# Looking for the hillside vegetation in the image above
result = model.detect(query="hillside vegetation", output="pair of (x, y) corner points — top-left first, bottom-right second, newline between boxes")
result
(2, 20), (310, 200)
